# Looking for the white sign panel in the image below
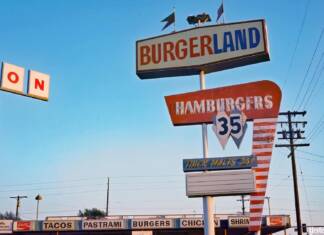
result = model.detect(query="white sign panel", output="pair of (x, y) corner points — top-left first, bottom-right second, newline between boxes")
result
(136, 19), (269, 79)
(42, 221), (75, 231)
(186, 169), (256, 197)
(82, 220), (126, 230)
(180, 217), (220, 228)
(132, 219), (174, 229)
(228, 216), (250, 228)
(0, 220), (12, 234)
(1, 63), (25, 94)
(27, 70), (50, 101)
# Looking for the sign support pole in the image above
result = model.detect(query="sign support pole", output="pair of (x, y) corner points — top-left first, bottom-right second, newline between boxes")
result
(199, 70), (215, 235)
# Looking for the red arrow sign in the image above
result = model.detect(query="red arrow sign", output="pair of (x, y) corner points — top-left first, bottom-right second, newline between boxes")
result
(165, 80), (281, 126)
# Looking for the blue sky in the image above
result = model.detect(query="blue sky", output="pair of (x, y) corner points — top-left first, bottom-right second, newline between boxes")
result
(0, 0), (324, 229)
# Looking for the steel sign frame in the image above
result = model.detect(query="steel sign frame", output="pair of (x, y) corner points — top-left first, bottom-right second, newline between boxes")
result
(136, 19), (269, 79)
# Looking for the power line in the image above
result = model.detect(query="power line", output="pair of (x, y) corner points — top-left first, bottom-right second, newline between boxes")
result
(292, 29), (324, 109)
(283, 0), (311, 86)
(298, 52), (324, 110)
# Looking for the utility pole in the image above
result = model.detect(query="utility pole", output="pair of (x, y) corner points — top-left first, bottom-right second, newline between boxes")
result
(10, 195), (27, 219)
(106, 177), (110, 216)
(275, 111), (310, 235)
(265, 196), (271, 215)
(237, 195), (249, 215)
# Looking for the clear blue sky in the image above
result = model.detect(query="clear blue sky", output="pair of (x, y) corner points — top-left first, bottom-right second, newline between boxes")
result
(0, 0), (324, 229)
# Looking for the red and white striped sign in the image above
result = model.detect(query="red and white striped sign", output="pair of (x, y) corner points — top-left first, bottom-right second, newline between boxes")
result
(249, 118), (277, 232)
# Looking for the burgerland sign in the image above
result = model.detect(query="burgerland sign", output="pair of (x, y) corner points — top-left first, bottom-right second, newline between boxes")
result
(136, 19), (269, 79)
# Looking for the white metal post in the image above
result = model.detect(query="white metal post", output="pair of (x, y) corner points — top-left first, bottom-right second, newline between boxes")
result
(200, 70), (215, 235)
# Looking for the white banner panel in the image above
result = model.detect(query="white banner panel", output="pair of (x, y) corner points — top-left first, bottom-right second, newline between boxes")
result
(136, 19), (269, 79)
(180, 217), (220, 228)
(1, 63), (25, 94)
(0, 220), (12, 234)
(186, 169), (256, 197)
(27, 70), (50, 101)
(82, 220), (126, 230)
(132, 219), (174, 229)
(228, 216), (250, 228)
(42, 221), (75, 231)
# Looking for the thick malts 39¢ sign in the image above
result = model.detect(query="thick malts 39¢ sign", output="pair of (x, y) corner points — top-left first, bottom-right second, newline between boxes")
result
(136, 19), (269, 79)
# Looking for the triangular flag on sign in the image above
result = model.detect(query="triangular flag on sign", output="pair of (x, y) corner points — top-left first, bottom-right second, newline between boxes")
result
(161, 12), (175, 31)
(216, 3), (224, 22)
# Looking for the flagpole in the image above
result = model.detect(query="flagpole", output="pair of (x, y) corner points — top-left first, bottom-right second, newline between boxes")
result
(173, 7), (176, 32)
(222, 0), (225, 23)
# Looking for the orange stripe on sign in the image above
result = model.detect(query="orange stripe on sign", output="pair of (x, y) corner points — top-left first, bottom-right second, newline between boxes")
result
(254, 122), (276, 126)
(256, 175), (268, 180)
(253, 137), (274, 142)
(254, 168), (270, 172)
(251, 192), (266, 196)
(256, 183), (267, 188)
(250, 208), (263, 213)
(250, 200), (264, 204)
(253, 144), (273, 149)
(254, 152), (272, 156)
(254, 129), (276, 134)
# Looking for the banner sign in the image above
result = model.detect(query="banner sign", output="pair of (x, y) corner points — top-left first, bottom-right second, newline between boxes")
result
(266, 216), (290, 227)
(228, 216), (250, 228)
(179, 217), (220, 228)
(82, 220), (126, 230)
(13, 221), (36, 232)
(0, 220), (12, 234)
(165, 80), (281, 126)
(136, 19), (269, 79)
(183, 155), (257, 172)
(42, 221), (75, 231)
(132, 219), (174, 229)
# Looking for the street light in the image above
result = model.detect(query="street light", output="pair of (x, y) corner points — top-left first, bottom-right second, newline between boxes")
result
(35, 194), (43, 220)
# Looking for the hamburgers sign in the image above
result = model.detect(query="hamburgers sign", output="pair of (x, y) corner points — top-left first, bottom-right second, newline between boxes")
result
(136, 19), (269, 79)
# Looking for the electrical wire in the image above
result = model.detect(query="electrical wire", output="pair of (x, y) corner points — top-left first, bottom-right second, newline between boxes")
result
(292, 29), (324, 109)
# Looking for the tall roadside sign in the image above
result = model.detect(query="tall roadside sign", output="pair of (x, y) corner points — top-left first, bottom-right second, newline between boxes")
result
(136, 19), (269, 79)
(137, 18), (276, 235)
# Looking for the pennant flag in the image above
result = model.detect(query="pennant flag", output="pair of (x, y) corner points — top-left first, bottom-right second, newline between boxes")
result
(216, 3), (224, 22)
(161, 12), (175, 31)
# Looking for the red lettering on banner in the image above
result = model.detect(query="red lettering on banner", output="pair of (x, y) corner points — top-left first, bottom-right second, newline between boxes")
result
(175, 39), (187, 59)
(189, 37), (200, 57)
(140, 46), (151, 65)
(35, 79), (45, 91)
(200, 35), (213, 56)
(163, 41), (175, 62)
(8, 71), (19, 83)
(152, 44), (162, 64)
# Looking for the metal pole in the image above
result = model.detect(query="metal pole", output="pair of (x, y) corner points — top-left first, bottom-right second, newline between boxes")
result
(106, 177), (110, 216)
(265, 196), (271, 215)
(36, 200), (39, 220)
(287, 112), (302, 235)
(200, 70), (215, 235)
(15, 197), (20, 219)
(241, 195), (245, 215)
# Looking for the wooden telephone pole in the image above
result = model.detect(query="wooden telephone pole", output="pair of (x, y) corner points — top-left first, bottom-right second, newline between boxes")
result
(275, 111), (310, 235)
